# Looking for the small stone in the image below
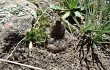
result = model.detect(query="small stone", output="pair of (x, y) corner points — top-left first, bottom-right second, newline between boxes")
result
(48, 38), (54, 44)
(47, 44), (60, 53)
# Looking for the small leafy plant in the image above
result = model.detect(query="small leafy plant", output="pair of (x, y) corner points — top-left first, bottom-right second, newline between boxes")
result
(39, 16), (52, 27)
(50, 0), (85, 20)
(25, 28), (47, 46)
(36, 9), (52, 27)
(25, 28), (37, 42)
(50, 0), (85, 32)
(25, 8), (52, 48)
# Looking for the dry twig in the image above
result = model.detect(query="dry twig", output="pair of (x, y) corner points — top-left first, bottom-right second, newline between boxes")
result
(0, 58), (45, 70)
(34, 7), (50, 27)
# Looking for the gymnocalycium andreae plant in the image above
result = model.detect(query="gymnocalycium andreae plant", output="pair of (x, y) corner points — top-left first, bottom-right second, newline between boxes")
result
(25, 9), (50, 48)
(25, 27), (47, 46)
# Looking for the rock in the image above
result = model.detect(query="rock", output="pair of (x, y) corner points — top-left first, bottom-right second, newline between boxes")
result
(47, 41), (69, 53)
(47, 44), (59, 53)
(48, 38), (54, 44)
(0, 0), (37, 51)
(0, 0), (37, 33)
(47, 31), (73, 53)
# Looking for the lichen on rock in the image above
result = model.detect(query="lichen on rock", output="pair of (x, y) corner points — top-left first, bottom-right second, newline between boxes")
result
(0, 0), (37, 34)
(0, 3), (36, 24)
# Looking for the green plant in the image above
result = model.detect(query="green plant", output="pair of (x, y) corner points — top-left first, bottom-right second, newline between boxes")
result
(25, 8), (51, 47)
(54, 0), (110, 43)
(74, 0), (110, 60)
(25, 28), (37, 42)
(35, 9), (52, 27)
(36, 10), (42, 16)
(72, 1), (110, 68)
(51, 0), (110, 48)
(25, 28), (47, 46)
(50, 0), (85, 32)
(51, 0), (85, 19)
(81, 0), (110, 43)
(39, 16), (52, 27)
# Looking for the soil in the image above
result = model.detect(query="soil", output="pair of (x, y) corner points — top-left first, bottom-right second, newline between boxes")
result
(0, 0), (110, 70)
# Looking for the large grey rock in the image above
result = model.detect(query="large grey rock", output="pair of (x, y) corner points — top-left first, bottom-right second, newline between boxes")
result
(0, 0), (37, 50)
(0, 0), (37, 33)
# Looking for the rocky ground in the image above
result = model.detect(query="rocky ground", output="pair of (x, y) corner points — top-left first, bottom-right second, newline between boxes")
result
(0, 0), (110, 70)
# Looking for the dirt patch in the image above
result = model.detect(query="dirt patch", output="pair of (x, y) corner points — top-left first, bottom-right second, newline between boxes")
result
(0, 31), (110, 70)
(0, 0), (110, 70)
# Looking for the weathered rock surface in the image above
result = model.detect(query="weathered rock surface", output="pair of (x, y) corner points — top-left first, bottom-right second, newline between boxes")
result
(0, 0), (37, 50)
(0, 0), (37, 31)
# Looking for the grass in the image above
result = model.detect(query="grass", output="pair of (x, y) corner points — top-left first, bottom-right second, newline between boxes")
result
(50, 1), (110, 65)
(79, 0), (110, 45)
